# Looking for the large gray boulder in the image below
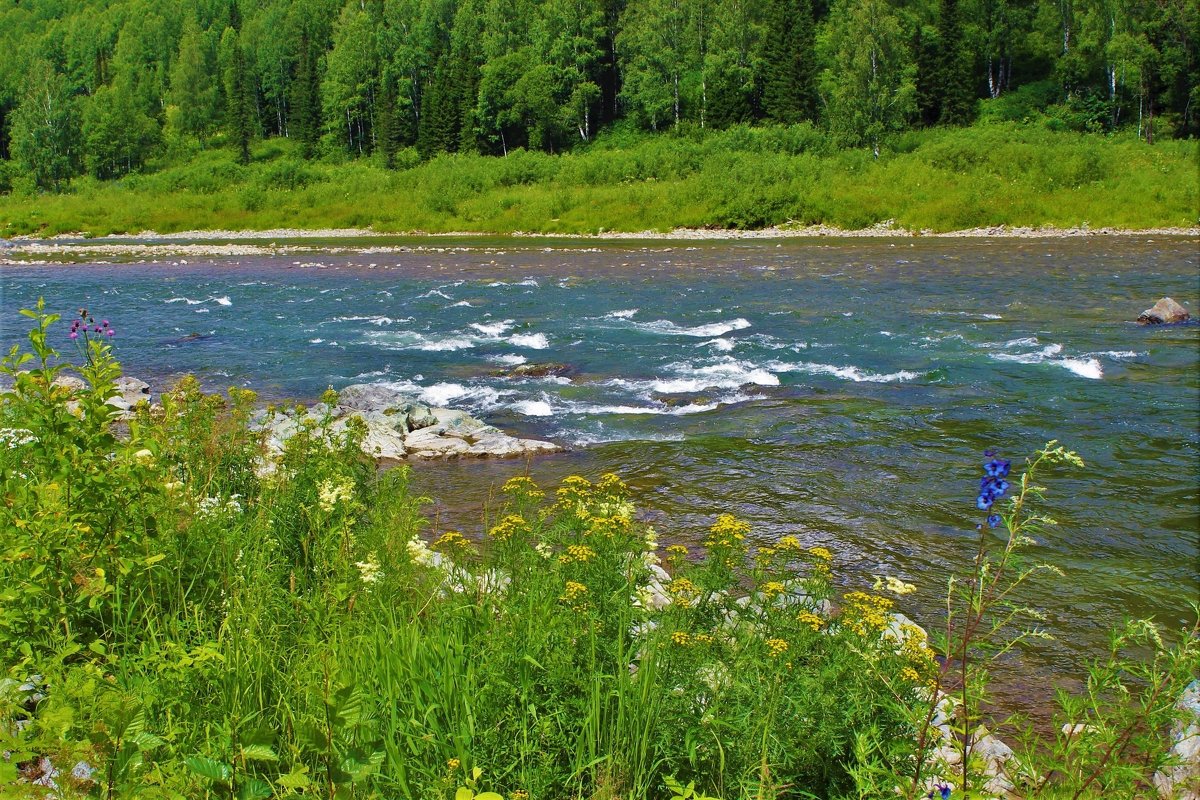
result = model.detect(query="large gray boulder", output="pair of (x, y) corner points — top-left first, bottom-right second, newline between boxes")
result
(1154, 680), (1200, 800)
(1137, 297), (1191, 325)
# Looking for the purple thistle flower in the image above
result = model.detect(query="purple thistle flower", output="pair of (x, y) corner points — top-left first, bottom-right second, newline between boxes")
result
(106, 329), (115, 337)
(68, 332), (78, 340)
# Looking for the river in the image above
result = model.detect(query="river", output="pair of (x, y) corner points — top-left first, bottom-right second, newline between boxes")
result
(3, 235), (1197, 714)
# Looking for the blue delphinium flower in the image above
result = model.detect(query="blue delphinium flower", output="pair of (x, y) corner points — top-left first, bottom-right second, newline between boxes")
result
(926, 783), (951, 799)
(987, 513), (1002, 528)
(976, 453), (1011, 511)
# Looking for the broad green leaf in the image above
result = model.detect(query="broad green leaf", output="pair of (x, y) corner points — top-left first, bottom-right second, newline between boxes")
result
(185, 756), (232, 783)
(277, 768), (313, 789)
(455, 788), (474, 800)
(241, 744), (278, 762)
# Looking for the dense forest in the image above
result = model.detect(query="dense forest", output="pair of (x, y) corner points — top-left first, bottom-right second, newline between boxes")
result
(0, 0), (1195, 191)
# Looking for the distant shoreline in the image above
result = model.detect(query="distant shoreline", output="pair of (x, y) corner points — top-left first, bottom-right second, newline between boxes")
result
(4, 224), (1198, 261)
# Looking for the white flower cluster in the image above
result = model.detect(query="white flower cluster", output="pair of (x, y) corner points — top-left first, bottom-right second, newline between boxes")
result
(0, 428), (36, 446)
(873, 574), (917, 596)
(406, 535), (436, 567)
(196, 494), (243, 519)
(317, 477), (355, 513)
(355, 553), (382, 585)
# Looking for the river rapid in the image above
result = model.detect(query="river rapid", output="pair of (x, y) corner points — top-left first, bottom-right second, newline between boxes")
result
(3, 235), (1197, 713)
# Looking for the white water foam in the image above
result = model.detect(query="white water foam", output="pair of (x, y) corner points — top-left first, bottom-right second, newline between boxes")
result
(511, 399), (555, 416)
(364, 330), (477, 351)
(327, 315), (402, 326)
(606, 309), (638, 319)
(988, 342), (1104, 379)
(698, 338), (736, 352)
(628, 317), (752, 337)
(165, 296), (204, 305)
(213, 296), (232, 306)
(449, 300), (474, 307)
(767, 360), (920, 383)
(470, 320), (515, 337)
(508, 332), (550, 349)
(488, 354), (528, 366)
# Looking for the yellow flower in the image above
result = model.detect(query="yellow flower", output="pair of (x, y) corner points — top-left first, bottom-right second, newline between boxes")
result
(693, 632), (715, 645)
(706, 514), (750, 548)
(797, 611), (824, 631)
(766, 638), (789, 657)
(761, 581), (786, 599)
(488, 514), (528, 542)
(559, 544), (597, 564)
(433, 530), (473, 558)
(841, 591), (895, 636)
(511, 791), (529, 800)
(671, 631), (692, 646)
(666, 544), (689, 557)
(560, 581), (589, 611)
(447, 758), (460, 771)
(776, 535), (803, 553)
(668, 577), (700, 607)
(502, 476), (544, 502)
(900, 667), (922, 684)
(808, 546), (833, 562)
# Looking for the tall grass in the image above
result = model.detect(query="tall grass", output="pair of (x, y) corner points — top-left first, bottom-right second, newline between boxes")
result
(0, 124), (1195, 238)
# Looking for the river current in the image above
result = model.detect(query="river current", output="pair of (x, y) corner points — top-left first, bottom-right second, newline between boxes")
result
(3, 235), (1197, 709)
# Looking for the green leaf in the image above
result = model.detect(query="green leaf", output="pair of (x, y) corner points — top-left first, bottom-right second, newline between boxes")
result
(240, 744), (278, 762)
(476, 793), (504, 800)
(185, 756), (232, 783)
(237, 778), (274, 800)
(455, 789), (474, 800)
(277, 768), (313, 789)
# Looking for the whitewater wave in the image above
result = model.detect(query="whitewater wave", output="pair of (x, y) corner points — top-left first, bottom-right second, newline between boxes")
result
(615, 359), (780, 395)
(627, 317), (753, 337)
(767, 360), (921, 383)
(509, 332), (550, 349)
(698, 338), (736, 352)
(989, 343), (1103, 379)
(488, 354), (528, 366)
(606, 309), (638, 319)
(327, 315), (403, 326)
(364, 330), (478, 352)
(470, 320), (515, 337)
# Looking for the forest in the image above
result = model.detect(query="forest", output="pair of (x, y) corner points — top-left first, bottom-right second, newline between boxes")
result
(0, 0), (1195, 193)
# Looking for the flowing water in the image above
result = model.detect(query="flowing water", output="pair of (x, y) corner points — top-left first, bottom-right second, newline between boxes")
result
(3, 236), (1197, 713)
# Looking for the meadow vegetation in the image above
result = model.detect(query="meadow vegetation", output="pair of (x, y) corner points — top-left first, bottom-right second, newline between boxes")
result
(0, 123), (1196, 238)
(1, 304), (1197, 799)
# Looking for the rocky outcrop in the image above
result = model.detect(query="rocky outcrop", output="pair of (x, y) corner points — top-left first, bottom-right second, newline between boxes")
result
(493, 362), (574, 379)
(253, 383), (560, 461)
(1137, 297), (1191, 325)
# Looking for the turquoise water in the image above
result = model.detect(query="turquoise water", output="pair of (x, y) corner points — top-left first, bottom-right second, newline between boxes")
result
(3, 236), (1197, 704)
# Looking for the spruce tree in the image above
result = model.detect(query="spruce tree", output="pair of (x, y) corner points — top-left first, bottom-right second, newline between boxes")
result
(222, 29), (254, 164)
(290, 33), (321, 158)
(761, 0), (817, 124)
(935, 0), (976, 124)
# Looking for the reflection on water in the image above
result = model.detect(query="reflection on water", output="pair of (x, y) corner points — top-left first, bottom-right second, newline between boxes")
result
(3, 236), (1197, 716)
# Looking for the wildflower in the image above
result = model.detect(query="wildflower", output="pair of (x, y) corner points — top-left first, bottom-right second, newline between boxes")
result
(761, 581), (786, 599)
(406, 536), (436, 567)
(808, 546), (833, 562)
(355, 553), (381, 585)
(841, 591), (895, 636)
(559, 544), (596, 564)
(511, 791), (529, 800)
(671, 631), (692, 646)
(133, 448), (154, 464)
(900, 667), (922, 683)
(797, 611), (824, 631)
(976, 452), (1011, 510)
(987, 513), (1002, 528)
(706, 514), (750, 548)
(556, 475), (593, 509)
(560, 581), (589, 610)
(668, 577), (700, 607)
(317, 477), (355, 513)
(488, 514), (528, 542)
(765, 638), (789, 657)
(927, 783), (951, 800)
(873, 575), (916, 596)
(447, 758), (460, 771)
(321, 386), (339, 406)
(502, 475), (544, 502)
(666, 544), (689, 557)
(432, 530), (473, 558)
(693, 632), (714, 645)
(776, 535), (802, 553)
(534, 541), (554, 559)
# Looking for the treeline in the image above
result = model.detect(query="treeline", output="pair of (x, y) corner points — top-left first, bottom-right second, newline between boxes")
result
(0, 0), (1195, 189)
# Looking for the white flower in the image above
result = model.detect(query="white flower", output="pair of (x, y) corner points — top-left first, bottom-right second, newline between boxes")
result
(534, 541), (554, 560)
(355, 553), (382, 585)
(406, 536), (435, 567)
(317, 477), (355, 513)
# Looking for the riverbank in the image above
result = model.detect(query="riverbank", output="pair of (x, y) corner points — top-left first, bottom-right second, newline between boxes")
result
(1, 124), (1195, 240)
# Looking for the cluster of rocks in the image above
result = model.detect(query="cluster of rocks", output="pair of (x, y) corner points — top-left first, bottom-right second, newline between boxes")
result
(8, 375), (560, 461)
(252, 383), (560, 460)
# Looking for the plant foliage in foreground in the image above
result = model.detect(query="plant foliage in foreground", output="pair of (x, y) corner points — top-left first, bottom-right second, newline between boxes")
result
(0, 304), (1196, 800)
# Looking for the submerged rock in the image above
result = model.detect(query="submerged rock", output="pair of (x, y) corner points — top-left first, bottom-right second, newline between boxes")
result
(1137, 297), (1190, 325)
(493, 362), (574, 379)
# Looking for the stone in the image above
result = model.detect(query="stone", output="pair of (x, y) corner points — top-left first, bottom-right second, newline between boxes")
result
(494, 362), (574, 379)
(107, 376), (152, 413)
(1153, 680), (1200, 800)
(51, 375), (87, 394)
(1137, 297), (1190, 325)
(335, 383), (418, 412)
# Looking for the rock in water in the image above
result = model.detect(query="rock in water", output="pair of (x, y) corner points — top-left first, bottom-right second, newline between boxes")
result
(1154, 680), (1200, 800)
(1137, 297), (1190, 325)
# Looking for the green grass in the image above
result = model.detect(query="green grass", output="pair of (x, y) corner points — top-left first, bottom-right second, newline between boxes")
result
(1, 123), (1195, 237)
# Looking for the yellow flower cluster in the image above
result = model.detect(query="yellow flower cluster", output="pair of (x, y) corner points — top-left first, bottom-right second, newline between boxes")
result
(559, 544), (596, 564)
(432, 530), (473, 557)
(766, 638), (789, 657)
(808, 546), (833, 562)
(447, 758), (460, 771)
(502, 475), (545, 502)
(897, 623), (937, 681)
(587, 515), (630, 539)
(706, 514), (750, 548)
(668, 577), (701, 607)
(841, 591), (895, 636)
(560, 581), (589, 611)
(595, 472), (629, 499)
(488, 514), (528, 542)
(671, 631), (693, 646)
(556, 475), (593, 509)
(666, 544), (689, 557)
(900, 667), (923, 684)
(693, 632), (715, 645)
(511, 791), (529, 800)
(797, 611), (824, 632)
(776, 535), (803, 553)
(761, 581), (786, 599)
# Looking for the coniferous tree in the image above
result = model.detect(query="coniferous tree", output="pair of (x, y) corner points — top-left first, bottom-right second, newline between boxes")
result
(222, 28), (255, 164)
(761, 0), (817, 123)
(291, 33), (321, 158)
(935, 0), (977, 124)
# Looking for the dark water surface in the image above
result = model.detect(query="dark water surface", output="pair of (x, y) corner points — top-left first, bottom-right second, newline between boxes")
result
(3, 236), (1197, 712)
